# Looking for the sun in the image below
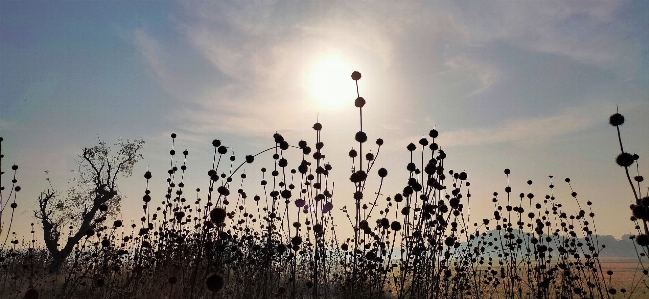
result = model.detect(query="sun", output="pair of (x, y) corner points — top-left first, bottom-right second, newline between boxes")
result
(308, 54), (355, 109)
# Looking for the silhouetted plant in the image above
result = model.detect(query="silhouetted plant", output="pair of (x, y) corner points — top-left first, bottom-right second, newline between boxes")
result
(35, 139), (144, 272)
(610, 110), (647, 240)
(609, 108), (649, 296)
(0, 74), (646, 299)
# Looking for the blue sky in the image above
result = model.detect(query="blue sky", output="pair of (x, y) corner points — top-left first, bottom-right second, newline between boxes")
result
(1, 1), (648, 240)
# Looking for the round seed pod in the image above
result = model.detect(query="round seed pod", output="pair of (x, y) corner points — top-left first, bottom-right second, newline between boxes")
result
(205, 274), (225, 292)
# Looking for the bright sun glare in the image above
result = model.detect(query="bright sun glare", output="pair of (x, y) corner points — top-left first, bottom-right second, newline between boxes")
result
(309, 54), (354, 109)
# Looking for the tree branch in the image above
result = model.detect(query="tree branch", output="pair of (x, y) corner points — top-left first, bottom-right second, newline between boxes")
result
(38, 190), (61, 257)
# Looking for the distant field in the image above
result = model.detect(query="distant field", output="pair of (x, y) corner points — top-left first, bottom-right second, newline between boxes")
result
(597, 257), (649, 298)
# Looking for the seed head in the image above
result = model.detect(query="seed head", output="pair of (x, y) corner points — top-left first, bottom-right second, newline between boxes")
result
(616, 152), (635, 167)
(609, 113), (624, 126)
(355, 97), (366, 108)
(210, 207), (227, 224)
(25, 287), (39, 299)
(205, 274), (224, 292)
(636, 234), (649, 246)
(355, 131), (367, 143)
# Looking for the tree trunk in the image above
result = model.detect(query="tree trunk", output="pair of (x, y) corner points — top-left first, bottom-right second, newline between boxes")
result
(42, 193), (109, 273)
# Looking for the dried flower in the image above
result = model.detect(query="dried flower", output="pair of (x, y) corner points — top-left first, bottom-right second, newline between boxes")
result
(609, 113), (624, 126)
(351, 71), (361, 81)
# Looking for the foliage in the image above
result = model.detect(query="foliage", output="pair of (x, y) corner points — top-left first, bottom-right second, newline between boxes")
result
(34, 139), (144, 272)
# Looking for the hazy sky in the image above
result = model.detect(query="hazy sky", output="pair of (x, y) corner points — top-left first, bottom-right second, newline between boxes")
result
(1, 1), (648, 241)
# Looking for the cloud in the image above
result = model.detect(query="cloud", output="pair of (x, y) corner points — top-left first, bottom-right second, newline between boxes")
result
(133, 29), (173, 96)
(131, 0), (645, 145)
(441, 56), (499, 96)
(429, 103), (616, 147)
(0, 117), (15, 131)
(133, 2), (403, 138)
(439, 1), (632, 70)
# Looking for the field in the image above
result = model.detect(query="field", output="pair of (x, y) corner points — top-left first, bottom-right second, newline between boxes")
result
(599, 258), (649, 298)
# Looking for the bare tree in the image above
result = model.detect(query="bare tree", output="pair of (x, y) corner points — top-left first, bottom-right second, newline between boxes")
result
(36, 139), (144, 271)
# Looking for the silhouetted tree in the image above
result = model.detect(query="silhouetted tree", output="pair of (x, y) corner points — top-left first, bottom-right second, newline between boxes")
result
(36, 139), (144, 271)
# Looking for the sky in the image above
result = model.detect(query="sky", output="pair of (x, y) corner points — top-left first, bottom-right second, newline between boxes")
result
(0, 0), (648, 243)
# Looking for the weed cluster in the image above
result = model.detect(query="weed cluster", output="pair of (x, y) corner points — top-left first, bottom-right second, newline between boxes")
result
(0, 73), (646, 299)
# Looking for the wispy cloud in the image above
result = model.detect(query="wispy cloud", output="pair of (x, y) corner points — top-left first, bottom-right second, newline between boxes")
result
(441, 1), (633, 71)
(441, 56), (499, 96)
(131, 1), (645, 145)
(133, 2), (402, 138)
(431, 103), (616, 147)
(0, 117), (15, 131)
(133, 29), (174, 97)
